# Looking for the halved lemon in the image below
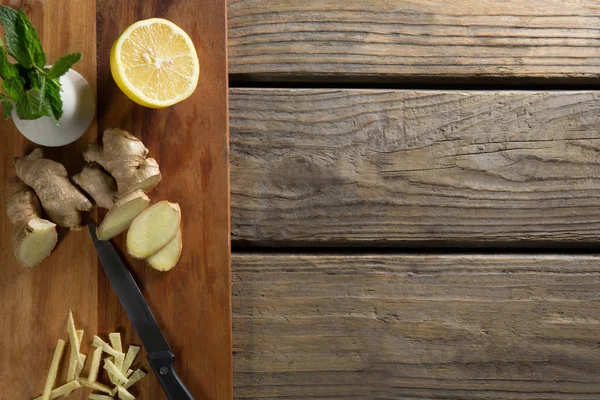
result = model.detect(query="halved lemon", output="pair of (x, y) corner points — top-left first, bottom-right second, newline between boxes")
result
(110, 18), (200, 108)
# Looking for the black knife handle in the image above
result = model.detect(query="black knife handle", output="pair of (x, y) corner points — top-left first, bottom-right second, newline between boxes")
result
(148, 351), (194, 400)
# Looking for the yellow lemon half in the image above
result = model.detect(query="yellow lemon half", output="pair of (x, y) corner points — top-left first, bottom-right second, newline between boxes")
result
(110, 18), (199, 108)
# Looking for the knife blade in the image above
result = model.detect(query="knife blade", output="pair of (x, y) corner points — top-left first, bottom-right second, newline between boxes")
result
(88, 220), (194, 400)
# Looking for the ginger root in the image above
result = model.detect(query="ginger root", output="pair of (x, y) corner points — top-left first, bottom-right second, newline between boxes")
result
(75, 129), (163, 241)
(72, 164), (117, 209)
(6, 188), (58, 268)
(96, 190), (150, 241)
(14, 149), (93, 229)
(73, 165), (150, 241)
(83, 129), (161, 197)
(127, 201), (181, 259)
(7, 129), (184, 270)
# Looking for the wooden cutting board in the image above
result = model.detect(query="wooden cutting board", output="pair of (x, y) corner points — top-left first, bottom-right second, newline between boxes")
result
(0, 1), (231, 399)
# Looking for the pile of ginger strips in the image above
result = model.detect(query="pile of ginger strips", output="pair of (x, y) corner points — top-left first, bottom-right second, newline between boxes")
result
(34, 311), (146, 400)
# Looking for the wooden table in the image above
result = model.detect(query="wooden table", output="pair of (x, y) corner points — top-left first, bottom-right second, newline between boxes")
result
(3, 1), (600, 399)
(228, 1), (600, 399)
(0, 1), (230, 399)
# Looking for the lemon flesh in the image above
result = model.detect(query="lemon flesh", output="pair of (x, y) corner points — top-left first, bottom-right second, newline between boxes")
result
(110, 18), (199, 108)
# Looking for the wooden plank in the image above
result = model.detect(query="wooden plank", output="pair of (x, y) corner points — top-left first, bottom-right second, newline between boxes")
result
(233, 253), (600, 399)
(0, 1), (98, 399)
(97, 1), (232, 399)
(231, 89), (600, 246)
(228, 0), (600, 82)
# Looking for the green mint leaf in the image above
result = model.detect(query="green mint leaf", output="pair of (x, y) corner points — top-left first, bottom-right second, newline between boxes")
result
(0, 6), (31, 67)
(0, 8), (45, 68)
(2, 76), (25, 100)
(28, 68), (45, 89)
(0, 94), (13, 119)
(15, 11), (45, 67)
(44, 78), (62, 122)
(47, 53), (81, 79)
(0, 39), (18, 80)
(43, 97), (58, 126)
(15, 87), (44, 120)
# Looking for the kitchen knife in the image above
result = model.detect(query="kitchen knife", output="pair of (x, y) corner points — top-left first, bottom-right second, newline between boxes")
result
(88, 220), (194, 400)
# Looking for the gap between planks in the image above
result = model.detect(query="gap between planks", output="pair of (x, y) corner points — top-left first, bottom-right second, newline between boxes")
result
(228, 77), (600, 91)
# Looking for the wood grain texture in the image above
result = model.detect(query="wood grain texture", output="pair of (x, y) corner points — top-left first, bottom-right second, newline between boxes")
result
(233, 254), (600, 399)
(0, 1), (231, 399)
(230, 89), (600, 246)
(97, 1), (232, 399)
(0, 1), (98, 399)
(228, 0), (600, 82)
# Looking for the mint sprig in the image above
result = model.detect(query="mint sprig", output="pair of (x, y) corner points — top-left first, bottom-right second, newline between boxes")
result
(47, 53), (82, 80)
(0, 6), (82, 125)
(2, 75), (25, 100)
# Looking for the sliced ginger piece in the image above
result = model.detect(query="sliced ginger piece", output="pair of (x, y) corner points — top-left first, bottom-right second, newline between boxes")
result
(33, 380), (81, 400)
(96, 190), (150, 241)
(112, 368), (146, 395)
(122, 345), (140, 373)
(105, 355), (115, 383)
(6, 188), (58, 268)
(109, 332), (123, 353)
(123, 369), (146, 389)
(87, 346), (103, 383)
(92, 335), (121, 357)
(117, 385), (135, 400)
(147, 229), (182, 271)
(14, 218), (57, 268)
(66, 311), (84, 375)
(104, 358), (128, 384)
(127, 201), (181, 259)
(64, 329), (85, 397)
(114, 352), (125, 377)
(108, 333), (124, 384)
(66, 329), (84, 382)
(41, 339), (66, 400)
(75, 354), (87, 378)
(108, 353), (125, 385)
